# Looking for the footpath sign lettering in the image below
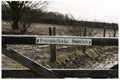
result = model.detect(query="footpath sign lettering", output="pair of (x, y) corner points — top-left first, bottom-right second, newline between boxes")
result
(36, 36), (92, 45)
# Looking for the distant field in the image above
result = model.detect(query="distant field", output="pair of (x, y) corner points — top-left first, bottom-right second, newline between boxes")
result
(2, 21), (118, 37)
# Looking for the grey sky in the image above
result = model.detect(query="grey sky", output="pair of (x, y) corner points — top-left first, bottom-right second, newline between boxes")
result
(46, 0), (118, 23)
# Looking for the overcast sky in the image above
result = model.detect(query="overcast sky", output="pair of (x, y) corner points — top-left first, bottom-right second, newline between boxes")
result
(46, 0), (119, 23)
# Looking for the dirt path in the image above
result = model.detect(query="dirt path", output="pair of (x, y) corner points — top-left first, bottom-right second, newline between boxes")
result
(93, 53), (118, 69)
(2, 45), (118, 69)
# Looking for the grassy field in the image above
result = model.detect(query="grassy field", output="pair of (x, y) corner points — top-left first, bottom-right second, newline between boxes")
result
(2, 21), (118, 69)
(2, 21), (118, 37)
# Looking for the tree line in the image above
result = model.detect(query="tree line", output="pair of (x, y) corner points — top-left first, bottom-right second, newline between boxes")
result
(2, 1), (118, 34)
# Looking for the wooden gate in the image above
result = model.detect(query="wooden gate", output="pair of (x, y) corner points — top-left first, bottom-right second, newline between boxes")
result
(2, 35), (118, 78)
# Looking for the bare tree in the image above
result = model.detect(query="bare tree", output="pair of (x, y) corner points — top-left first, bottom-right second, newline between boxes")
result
(2, 1), (49, 34)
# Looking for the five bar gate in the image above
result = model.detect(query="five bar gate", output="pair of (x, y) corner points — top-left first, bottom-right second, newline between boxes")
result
(2, 35), (118, 78)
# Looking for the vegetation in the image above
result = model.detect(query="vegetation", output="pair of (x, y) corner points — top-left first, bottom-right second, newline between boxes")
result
(2, 1), (49, 33)
(2, 1), (118, 34)
(39, 46), (118, 69)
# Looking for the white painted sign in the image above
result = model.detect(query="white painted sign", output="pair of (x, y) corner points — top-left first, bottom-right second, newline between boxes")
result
(36, 36), (92, 45)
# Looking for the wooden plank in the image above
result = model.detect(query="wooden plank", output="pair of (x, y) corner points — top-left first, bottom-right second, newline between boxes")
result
(92, 38), (118, 46)
(2, 69), (118, 78)
(2, 69), (41, 78)
(2, 35), (118, 46)
(2, 35), (36, 45)
(52, 69), (118, 78)
(2, 47), (62, 78)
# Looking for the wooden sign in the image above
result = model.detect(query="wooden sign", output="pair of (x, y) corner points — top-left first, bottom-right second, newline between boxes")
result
(36, 36), (92, 45)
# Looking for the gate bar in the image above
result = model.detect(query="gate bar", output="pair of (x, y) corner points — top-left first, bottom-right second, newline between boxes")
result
(2, 35), (118, 46)
(2, 47), (62, 78)
(2, 69), (118, 78)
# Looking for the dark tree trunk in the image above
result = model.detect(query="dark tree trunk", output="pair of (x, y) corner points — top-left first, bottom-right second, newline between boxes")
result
(12, 18), (19, 30)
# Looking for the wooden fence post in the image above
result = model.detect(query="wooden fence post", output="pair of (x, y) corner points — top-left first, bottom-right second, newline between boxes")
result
(49, 27), (56, 62)
(103, 27), (106, 37)
(52, 27), (56, 62)
(49, 27), (53, 62)
(113, 28), (116, 37)
(79, 29), (81, 36)
(84, 27), (86, 36)
(83, 27), (86, 54)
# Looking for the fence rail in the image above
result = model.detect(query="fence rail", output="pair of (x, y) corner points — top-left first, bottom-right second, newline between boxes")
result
(2, 69), (118, 78)
(2, 35), (118, 46)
